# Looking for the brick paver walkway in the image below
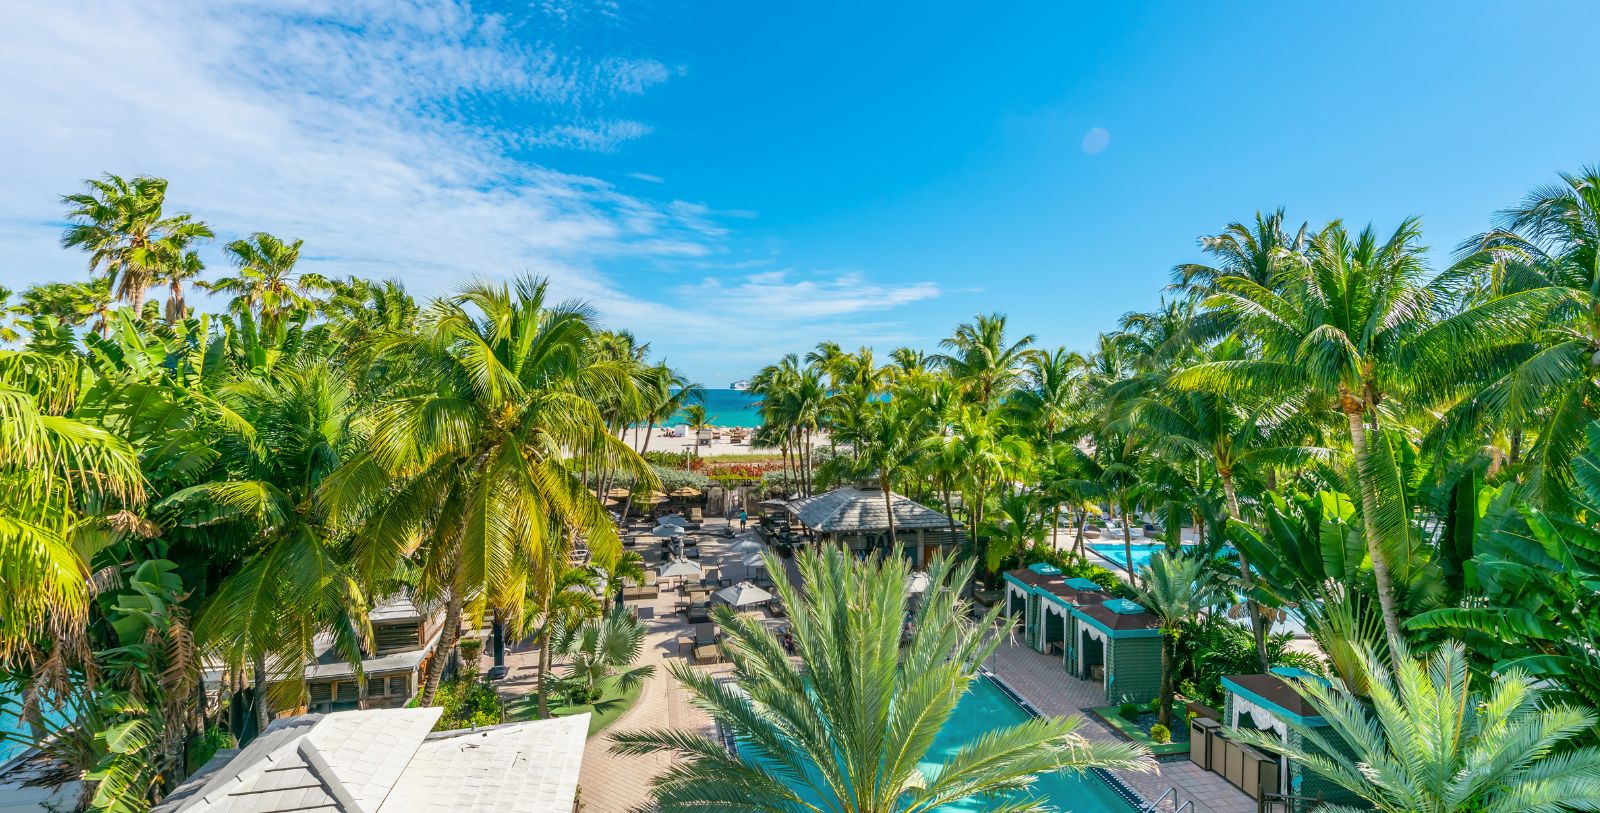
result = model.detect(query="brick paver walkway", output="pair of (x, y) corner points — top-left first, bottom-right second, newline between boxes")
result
(986, 639), (1254, 813)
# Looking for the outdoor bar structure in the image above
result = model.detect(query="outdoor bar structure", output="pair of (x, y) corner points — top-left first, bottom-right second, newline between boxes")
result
(787, 486), (962, 568)
(1003, 563), (1161, 705)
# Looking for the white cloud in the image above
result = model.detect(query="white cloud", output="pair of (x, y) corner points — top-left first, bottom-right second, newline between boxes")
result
(0, 0), (938, 381)
(627, 172), (666, 183)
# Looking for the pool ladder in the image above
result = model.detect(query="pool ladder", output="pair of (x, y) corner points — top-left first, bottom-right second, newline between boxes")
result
(1142, 788), (1195, 813)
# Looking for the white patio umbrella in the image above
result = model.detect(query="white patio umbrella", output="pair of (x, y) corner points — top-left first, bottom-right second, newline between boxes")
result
(651, 524), (685, 537)
(731, 538), (763, 555)
(715, 581), (774, 607)
(905, 571), (931, 596)
(659, 515), (690, 527)
(739, 552), (767, 568)
(658, 560), (704, 580)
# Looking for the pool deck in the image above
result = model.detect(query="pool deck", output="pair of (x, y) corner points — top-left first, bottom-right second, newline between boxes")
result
(556, 517), (1253, 813)
(985, 637), (1256, 813)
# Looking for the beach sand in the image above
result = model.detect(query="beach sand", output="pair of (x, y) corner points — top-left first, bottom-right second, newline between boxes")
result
(617, 426), (825, 458)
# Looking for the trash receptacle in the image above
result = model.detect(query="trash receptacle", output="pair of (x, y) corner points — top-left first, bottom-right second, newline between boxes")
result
(1222, 737), (1246, 789)
(1189, 717), (1221, 769)
(1239, 744), (1281, 801)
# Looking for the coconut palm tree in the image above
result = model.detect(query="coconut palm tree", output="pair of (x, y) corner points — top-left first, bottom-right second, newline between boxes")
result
(611, 547), (1152, 813)
(935, 312), (1035, 405)
(321, 277), (654, 705)
(1230, 641), (1600, 813)
(1170, 207), (1310, 294)
(161, 363), (370, 731)
(0, 351), (144, 659)
(1131, 552), (1227, 730)
(59, 173), (214, 314)
(683, 403), (713, 458)
(1128, 338), (1337, 668)
(1174, 219), (1450, 652)
(208, 232), (332, 333)
(838, 399), (929, 557)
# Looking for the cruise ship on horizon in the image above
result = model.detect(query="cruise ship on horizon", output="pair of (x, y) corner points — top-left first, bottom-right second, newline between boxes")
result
(730, 379), (750, 391)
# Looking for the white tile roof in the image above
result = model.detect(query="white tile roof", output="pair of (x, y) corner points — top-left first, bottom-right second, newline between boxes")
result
(384, 715), (589, 813)
(155, 709), (590, 813)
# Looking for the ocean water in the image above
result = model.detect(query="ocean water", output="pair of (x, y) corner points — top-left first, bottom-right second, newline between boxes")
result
(668, 388), (764, 427)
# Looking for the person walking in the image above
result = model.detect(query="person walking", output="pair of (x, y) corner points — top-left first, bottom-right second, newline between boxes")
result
(739, 508), (748, 530)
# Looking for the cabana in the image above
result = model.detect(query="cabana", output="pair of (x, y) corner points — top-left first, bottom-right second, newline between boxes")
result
(1001, 565), (1106, 662)
(787, 486), (962, 567)
(1219, 668), (1357, 808)
(1067, 598), (1162, 705)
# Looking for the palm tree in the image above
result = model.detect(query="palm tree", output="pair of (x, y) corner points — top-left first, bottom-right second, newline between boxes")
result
(515, 562), (602, 718)
(208, 232), (331, 332)
(321, 277), (654, 705)
(1176, 219), (1445, 652)
(1230, 641), (1600, 813)
(1131, 552), (1226, 730)
(157, 249), (205, 324)
(162, 363), (370, 731)
(554, 605), (655, 704)
(981, 492), (1048, 571)
(935, 312), (1035, 404)
(611, 548), (1153, 813)
(844, 399), (929, 558)
(1420, 167), (1600, 507)
(683, 403), (713, 458)
(0, 351), (144, 659)
(1129, 339), (1336, 668)
(59, 173), (213, 314)
(1170, 208), (1310, 294)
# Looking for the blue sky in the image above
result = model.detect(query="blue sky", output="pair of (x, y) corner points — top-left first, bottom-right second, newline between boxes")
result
(2, 2), (1598, 383)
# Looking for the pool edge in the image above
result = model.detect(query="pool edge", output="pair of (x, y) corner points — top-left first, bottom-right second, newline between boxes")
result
(978, 666), (1152, 812)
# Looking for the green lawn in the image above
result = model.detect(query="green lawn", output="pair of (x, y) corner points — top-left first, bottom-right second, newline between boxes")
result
(504, 675), (645, 736)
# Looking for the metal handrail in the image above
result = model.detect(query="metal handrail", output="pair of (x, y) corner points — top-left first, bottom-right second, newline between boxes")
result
(1142, 788), (1177, 812)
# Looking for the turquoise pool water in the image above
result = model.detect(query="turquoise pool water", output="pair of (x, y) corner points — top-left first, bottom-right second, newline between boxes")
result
(1089, 542), (1195, 573)
(741, 675), (1137, 812)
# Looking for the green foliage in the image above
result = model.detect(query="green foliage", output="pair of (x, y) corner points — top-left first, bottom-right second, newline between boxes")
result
(1117, 702), (1141, 720)
(433, 668), (503, 731)
(1231, 642), (1600, 813)
(610, 548), (1153, 813)
(1174, 616), (1321, 707)
(1148, 723), (1171, 744)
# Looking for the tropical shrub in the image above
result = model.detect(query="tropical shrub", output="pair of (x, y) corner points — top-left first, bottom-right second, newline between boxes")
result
(1149, 723), (1171, 744)
(432, 667), (502, 731)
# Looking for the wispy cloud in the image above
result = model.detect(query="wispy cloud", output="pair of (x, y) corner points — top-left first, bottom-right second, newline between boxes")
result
(0, 0), (938, 380)
(627, 172), (666, 183)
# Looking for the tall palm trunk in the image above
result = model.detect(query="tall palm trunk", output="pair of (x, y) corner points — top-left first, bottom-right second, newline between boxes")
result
(1120, 507), (1134, 582)
(1157, 632), (1175, 729)
(1220, 472), (1269, 672)
(882, 474), (897, 557)
(535, 625), (555, 718)
(419, 591), (463, 706)
(1072, 507), (1087, 560)
(1344, 402), (1406, 654)
(1050, 505), (1061, 551)
(253, 651), (269, 733)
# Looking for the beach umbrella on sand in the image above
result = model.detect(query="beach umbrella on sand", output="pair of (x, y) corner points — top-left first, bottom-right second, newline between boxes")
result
(659, 515), (690, 528)
(651, 524), (685, 537)
(715, 582), (774, 608)
(658, 560), (704, 580)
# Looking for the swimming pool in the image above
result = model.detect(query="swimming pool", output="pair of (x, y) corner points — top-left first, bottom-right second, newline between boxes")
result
(738, 674), (1138, 812)
(1089, 542), (1195, 573)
